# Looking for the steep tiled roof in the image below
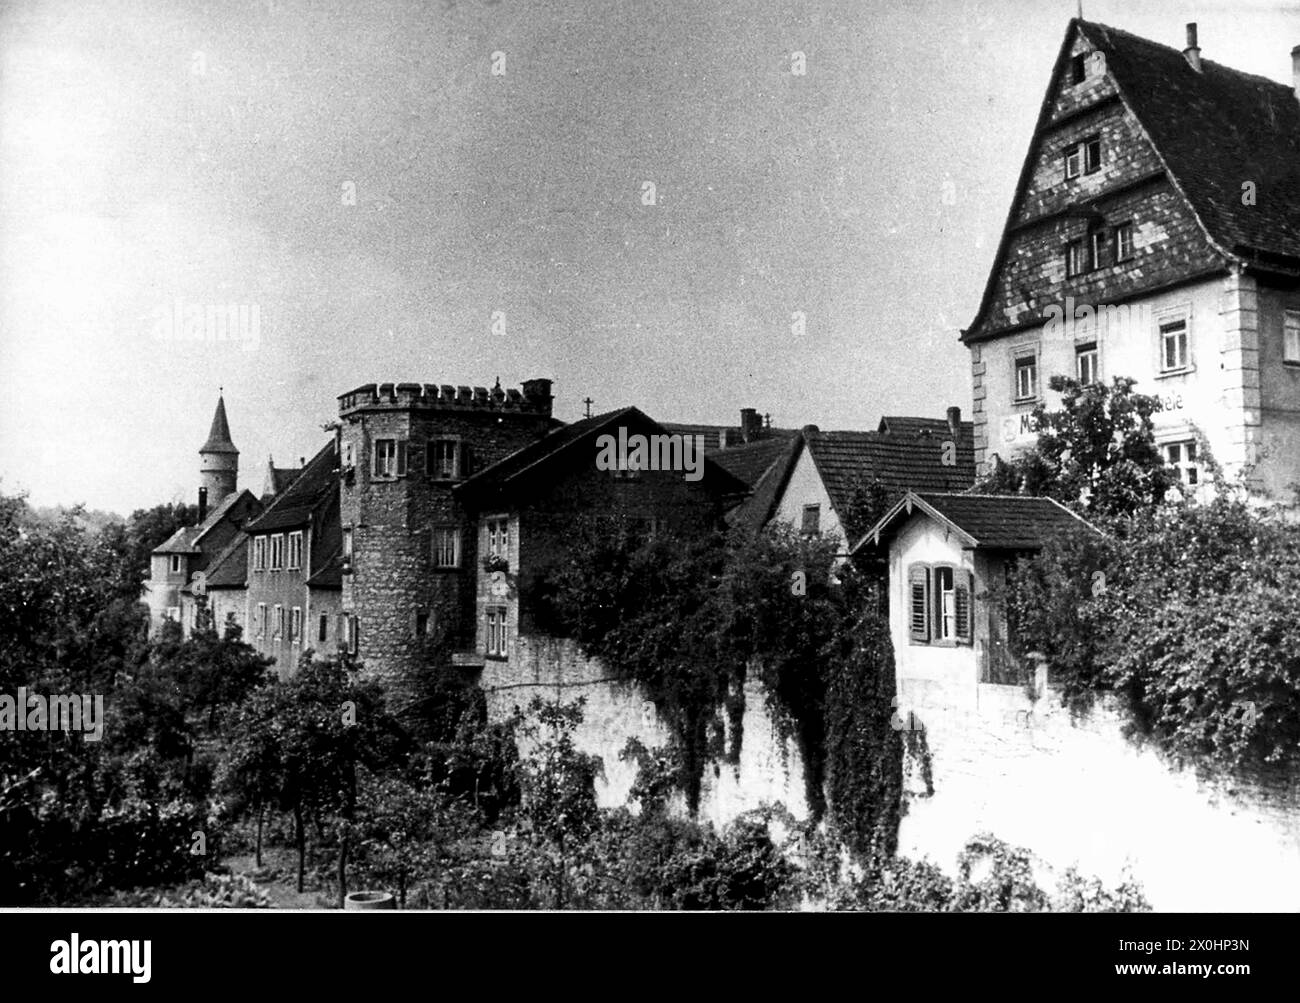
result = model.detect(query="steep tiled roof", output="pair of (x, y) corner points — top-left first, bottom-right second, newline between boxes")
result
(199, 532), (248, 589)
(458, 408), (751, 502)
(1079, 20), (1300, 265)
(266, 465), (303, 496)
(306, 550), (343, 590)
(878, 417), (975, 440)
(201, 396), (239, 455)
(732, 418), (978, 538)
(151, 488), (257, 555)
(709, 433), (797, 487)
(854, 491), (1100, 553)
(808, 431), (976, 526)
(154, 526), (202, 555)
(246, 441), (336, 533)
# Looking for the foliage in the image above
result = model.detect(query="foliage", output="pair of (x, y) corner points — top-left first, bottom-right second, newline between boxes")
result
(95, 871), (273, 909)
(536, 514), (900, 861)
(975, 376), (1179, 516)
(998, 493), (1300, 772)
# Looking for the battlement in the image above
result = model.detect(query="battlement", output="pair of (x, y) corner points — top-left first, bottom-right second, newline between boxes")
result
(338, 378), (553, 418)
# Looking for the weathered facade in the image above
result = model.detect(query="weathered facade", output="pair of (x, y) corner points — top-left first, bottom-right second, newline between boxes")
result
(335, 379), (559, 681)
(966, 19), (1300, 501)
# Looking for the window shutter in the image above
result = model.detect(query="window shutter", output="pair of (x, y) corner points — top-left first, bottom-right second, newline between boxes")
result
(955, 570), (973, 643)
(396, 440), (408, 477)
(908, 563), (930, 642)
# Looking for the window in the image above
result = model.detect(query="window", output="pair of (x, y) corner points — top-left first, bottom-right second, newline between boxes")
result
(372, 438), (407, 479)
(486, 606), (509, 658)
(1064, 136), (1101, 179)
(256, 603), (267, 638)
(342, 441), (356, 469)
(273, 604), (284, 639)
(287, 531), (303, 570)
(340, 614), (358, 655)
(169, 554), (184, 574)
(290, 607), (302, 644)
(342, 527), (353, 562)
(415, 610), (429, 637)
(252, 537), (266, 571)
(801, 504), (821, 536)
(1065, 145), (1082, 180)
(1076, 342), (1099, 384)
(1070, 53), (1087, 84)
(1066, 239), (1088, 277)
(907, 563), (972, 646)
(1160, 318), (1189, 372)
(432, 527), (461, 568)
(166, 606), (180, 621)
(1014, 355), (1038, 401)
(1084, 136), (1101, 173)
(487, 517), (510, 561)
(427, 439), (461, 480)
(318, 613), (329, 644)
(1163, 441), (1200, 487)
(270, 534), (285, 570)
(1285, 309), (1300, 364)
(1115, 222), (1134, 261)
(1089, 230), (1106, 270)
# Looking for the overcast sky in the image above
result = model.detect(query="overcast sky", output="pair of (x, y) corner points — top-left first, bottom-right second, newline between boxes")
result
(2, 0), (1298, 514)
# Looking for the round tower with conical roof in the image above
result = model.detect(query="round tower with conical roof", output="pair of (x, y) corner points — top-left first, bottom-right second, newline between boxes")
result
(200, 393), (239, 506)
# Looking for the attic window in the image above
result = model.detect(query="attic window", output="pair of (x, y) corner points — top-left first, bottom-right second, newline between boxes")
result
(801, 504), (821, 536)
(1070, 53), (1087, 84)
(1064, 136), (1101, 180)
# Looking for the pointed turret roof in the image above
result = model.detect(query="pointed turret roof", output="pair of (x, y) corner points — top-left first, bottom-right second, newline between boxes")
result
(201, 395), (239, 455)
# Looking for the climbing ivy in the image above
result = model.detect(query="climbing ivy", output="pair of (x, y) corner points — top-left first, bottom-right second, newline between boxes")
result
(534, 514), (903, 859)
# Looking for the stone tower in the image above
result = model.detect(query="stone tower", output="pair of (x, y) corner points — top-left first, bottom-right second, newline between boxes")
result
(199, 394), (239, 507)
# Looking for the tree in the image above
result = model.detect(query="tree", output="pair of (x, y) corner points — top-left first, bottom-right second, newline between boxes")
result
(977, 376), (1180, 516)
(515, 697), (601, 909)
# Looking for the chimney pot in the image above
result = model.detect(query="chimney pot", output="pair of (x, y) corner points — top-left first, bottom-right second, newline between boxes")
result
(739, 407), (763, 443)
(947, 406), (962, 438)
(1183, 22), (1202, 73)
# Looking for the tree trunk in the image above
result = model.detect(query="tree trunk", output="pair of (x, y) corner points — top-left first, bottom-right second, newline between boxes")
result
(294, 804), (306, 893)
(336, 833), (348, 910)
(255, 801), (264, 869)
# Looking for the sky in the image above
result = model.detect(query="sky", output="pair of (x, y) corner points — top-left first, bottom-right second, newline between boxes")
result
(2, 0), (1299, 514)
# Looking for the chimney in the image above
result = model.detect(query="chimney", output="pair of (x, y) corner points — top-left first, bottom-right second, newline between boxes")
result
(947, 406), (962, 439)
(739, 407), (763, 443)
(520, 377), (554, 417)
(1183, 23), (1202, 73)
(198, 486), (208, 523)
(1292, 44), (1300, 99)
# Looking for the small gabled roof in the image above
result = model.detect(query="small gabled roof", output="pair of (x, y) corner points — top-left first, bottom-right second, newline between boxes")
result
(732, 418), (978, 539)
(264, 461), (303, 498)
(457, 407), (750, 504)
(201, 396), (239, 455)
(197, 531), (248, 589)
(852, 491), (1101, 554)
(709, 433), (798, 488)
(246, 441), (336, 533)
(151, 488), (259, 555)
(306, 550), (343, 590)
